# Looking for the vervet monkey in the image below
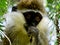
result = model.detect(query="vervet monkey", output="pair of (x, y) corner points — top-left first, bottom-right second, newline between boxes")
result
(2, 0), (50, 45)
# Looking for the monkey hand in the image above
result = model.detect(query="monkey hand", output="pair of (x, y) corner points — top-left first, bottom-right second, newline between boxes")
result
(28, 26), (41, 45)
(28, 26), (39, 37)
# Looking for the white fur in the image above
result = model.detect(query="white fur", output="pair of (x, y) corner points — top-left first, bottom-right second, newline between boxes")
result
(2, 12), (56, 45)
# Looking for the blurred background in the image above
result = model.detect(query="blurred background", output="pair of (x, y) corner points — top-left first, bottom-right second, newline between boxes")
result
(0, 0), (60, 45)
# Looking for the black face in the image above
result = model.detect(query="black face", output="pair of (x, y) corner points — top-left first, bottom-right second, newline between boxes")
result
(23, 11), (43, 27)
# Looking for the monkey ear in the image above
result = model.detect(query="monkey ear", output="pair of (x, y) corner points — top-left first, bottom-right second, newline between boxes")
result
(12, 6), (17, 11)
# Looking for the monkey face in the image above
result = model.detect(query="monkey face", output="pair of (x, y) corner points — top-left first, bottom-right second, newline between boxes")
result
(12, 6), (43, 27)
(23, 11), (43, 27)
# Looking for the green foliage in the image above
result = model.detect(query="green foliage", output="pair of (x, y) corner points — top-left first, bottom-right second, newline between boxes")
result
(47, 0), (60, 45)
(0, 17), (4, 39)
(0, 18), (4, 30)
(55, 40), (58, 45)
(47, 0), (60, 19)
(0, 0), (8, 15)
(0, 0), (60, 44)
(0, 0), (8, 39)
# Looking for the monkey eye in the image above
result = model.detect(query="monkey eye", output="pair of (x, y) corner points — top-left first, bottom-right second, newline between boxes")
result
(35, 16), (40, 22)
(23, 12), (31, 20)
(35, 12), (42, 22)
(26, 14), (31, 19)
